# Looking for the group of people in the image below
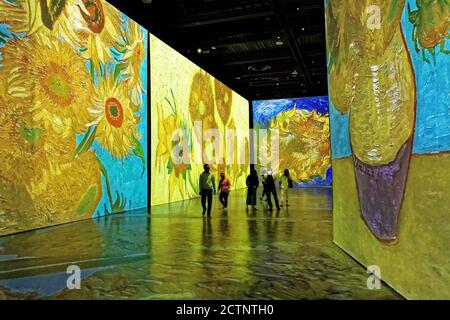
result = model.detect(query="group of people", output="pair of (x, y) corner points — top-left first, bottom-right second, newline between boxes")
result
(198, 164), (231, 217)
(246, 168), (292, 212)
(198, 164), (292, 217)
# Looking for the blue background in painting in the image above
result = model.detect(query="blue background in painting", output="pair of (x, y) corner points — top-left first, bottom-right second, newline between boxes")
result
(329, 0), (450, 159)
(253, 96), (332, 187)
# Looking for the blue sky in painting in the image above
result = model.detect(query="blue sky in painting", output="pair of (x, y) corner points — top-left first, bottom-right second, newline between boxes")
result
(253, 96), (329, 127)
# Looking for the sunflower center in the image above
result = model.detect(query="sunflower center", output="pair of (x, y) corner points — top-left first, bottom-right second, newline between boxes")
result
(49, 74), (69, 97)
(80, 0), (105, 34)
(105, 97), (124, 128)
(42, 63), (74, 106)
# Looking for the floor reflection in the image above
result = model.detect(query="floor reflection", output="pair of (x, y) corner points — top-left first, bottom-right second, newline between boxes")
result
(0, 188), (402, 299)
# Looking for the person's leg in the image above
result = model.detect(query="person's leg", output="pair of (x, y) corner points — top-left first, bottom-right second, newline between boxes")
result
(273, 189), (280, 210)
(201, 191), (207, 215)
(246, 188), (251, 210)
(219, 192), (225, 207)
(285, 189), (289, 206)
(252, 188), (257, 208)
(267, 190), (273, 210)
(207, 190), (213, 216)
(224, 192), (229, 208)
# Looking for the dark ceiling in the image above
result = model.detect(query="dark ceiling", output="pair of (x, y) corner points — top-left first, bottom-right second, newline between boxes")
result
(108, 0), (328, 101)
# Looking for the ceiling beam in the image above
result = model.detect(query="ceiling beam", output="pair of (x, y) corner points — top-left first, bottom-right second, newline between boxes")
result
(178, 11), (273, 28)
(223, 55), (292, 66)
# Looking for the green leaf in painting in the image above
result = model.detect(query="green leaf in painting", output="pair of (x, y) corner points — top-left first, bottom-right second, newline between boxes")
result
(132, 135), (146, 178)
(89, 59), (95, 80)
(167, 160), (173, 175)
(73, 126), (97, 159)
(114, 63), (126, 81)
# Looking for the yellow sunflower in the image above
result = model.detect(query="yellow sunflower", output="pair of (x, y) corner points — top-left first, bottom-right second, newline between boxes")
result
(2, 35), (94, 136)
(188, 71), (219, 167)
(120, 19), (146, 107)
(77, 0), (123, 70)
(0, 0), (83, 48)
(268, 107), (330, 183)
(89, 74), (139, 159)
(155, 102), (189, 177)
(214, 78), (233, 125)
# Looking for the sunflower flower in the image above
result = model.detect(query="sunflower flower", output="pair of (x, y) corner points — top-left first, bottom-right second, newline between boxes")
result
(77, 0), (123, 71)
(268, 107), (330, 183)
(88, 73), (139, 159)
(0, 0), (84, 47)
(154, 90), (199, 202)
(2, 35), (94, 136)
(119, 19), (146, 107)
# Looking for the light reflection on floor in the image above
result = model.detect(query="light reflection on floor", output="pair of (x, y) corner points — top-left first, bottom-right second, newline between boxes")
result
(0, 188), (402, 299)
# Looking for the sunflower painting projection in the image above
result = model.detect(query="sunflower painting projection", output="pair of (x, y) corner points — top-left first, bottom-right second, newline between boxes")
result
(253, 97), (331, 187)
(0, 0), (148, 236)
(327, 0), (450, 299)
(150, 34), (250, 206)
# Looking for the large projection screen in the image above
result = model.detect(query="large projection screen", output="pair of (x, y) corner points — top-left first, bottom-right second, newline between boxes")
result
(252, 97), (331, 187)
(326, 0), (450, 299)
(0, 0), (148, 236)
(150, 34), (250, 206)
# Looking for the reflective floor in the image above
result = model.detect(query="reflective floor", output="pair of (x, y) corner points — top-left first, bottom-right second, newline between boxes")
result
(0, 188), (402, 299)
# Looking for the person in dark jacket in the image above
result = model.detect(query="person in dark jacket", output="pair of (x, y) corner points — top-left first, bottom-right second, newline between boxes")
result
(246, 168), (259, 211)
(265, 174), (280, 211)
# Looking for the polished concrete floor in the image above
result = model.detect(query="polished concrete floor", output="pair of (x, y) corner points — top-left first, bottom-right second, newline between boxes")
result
(0, 188), (402, 299)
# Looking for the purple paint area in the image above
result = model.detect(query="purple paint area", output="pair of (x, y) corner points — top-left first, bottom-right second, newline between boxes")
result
(353, 139), (412, 242)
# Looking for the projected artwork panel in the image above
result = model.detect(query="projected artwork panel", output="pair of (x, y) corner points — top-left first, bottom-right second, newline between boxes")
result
(326, 0), (450, 299)
(0, 0), (148, 236)
(150, 34), (250, 206)
(253, 97), (331, 187)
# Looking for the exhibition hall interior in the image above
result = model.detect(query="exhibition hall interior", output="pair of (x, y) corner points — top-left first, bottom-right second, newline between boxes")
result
(0, 0), (449, 300)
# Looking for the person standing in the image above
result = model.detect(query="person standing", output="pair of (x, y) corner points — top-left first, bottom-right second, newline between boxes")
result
(265, 174), (280, 211)
(218, 172), (231, 209)
(246, 168), (259, 211)
(279, 169), (291, 207)
(199, 164), (216, 217)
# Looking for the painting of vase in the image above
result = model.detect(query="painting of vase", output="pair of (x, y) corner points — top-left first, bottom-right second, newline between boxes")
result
(327, 0), (450, 298)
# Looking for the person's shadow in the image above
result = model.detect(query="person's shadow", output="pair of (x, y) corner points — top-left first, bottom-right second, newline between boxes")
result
(219, 210), (230, 238)
(202, 217), (213, 251)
